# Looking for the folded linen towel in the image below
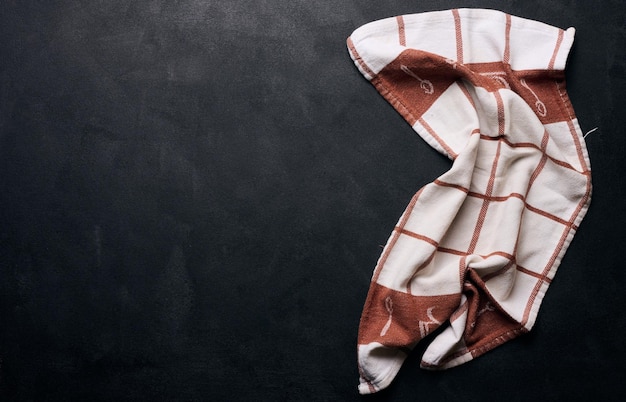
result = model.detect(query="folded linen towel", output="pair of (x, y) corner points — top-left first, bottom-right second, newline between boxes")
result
(347, 8), (591, 394)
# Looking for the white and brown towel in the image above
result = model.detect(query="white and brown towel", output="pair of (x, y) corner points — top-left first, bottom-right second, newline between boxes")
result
(347, 9), (591, 394)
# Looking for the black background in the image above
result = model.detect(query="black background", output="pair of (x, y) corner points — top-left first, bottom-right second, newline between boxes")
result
(1, 1), (625, 400)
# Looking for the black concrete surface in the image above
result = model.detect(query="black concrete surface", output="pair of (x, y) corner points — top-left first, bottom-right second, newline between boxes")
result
(1, 1), (625, 400)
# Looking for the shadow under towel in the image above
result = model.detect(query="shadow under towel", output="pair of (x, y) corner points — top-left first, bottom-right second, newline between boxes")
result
(347, 8), (591, 395)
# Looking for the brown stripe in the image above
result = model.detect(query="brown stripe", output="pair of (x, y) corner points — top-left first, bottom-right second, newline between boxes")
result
(526, 130), (550, 190)
(527, 154), (547, 192)
(437, 247), (515, 261)
(548, 29), (564, 69)
(516, 265), (552, 283)
(524, 202), (574, 228)
(567, 118), (589, 173)
(406, 251), (438, 294)
(469, 191), (525, 202)
(395, 227), (440, 248)
(465, 61), (506, 74)
(452, 9), (463, 63)
(479, 134), (503, 141)
(440, 247), (467, 257)
(418, 117), (459, 158)
(503, 14), (512, 65)
(347, 37), (375, 78)
(481, 259), (516, 282)
(467, 139), (503, 253)
(433, 179), (469, 193)
(434, 179), (526, 202)
(480, 134), (585, 174)
(433, 178), (474, 194)
(494, 90), (506, 136)
(482, 250), (515, 260)
(459, 254), (468, 286)
(548, 154), (582, 173)
(396, 15), (406, 46)
(467, 200), (490, 253)
(503, 140), (535, 148)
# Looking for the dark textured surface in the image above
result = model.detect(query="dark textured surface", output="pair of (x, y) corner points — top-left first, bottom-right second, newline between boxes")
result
(1, 1), (625, 400)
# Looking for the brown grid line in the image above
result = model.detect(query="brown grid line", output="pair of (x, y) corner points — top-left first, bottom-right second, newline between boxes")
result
(452, 9), (464, 64)
(433, 178), (578, 229)
(347, 37), (375, 78)
(524, 202), (573, 228)
(516, 265), (553, 283)
(417, 117), (459, 159)
(467, 138), (503, 253)
(480, 259), (516, 282)
(394, 227), (439, 248)
(503, 13), (512, 65)
(479, 133), (587, 174)
(406, 251), (438, 294)
(396, 15), (406, 46)
(548, 29), (565, 70)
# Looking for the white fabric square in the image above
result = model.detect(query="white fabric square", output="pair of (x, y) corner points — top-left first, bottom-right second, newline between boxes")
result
(420, 81), (479, 155)
(438, 196), (484, 252)
(403, 11), (458, 60)
(489, 269), (540, 323)
(407, 252), (463, 296)
(544, 119), (587, 172)
(525, 157), (589, 221)
(473, 197), (525, 255)
(376, 236), (438, 293)
(516, 208), (569, 274)
(492, 142), (543, 197)
(458, 8), (507, 64)
(402, 184), (469, 242)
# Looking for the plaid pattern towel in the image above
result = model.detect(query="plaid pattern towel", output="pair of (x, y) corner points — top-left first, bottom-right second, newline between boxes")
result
(347, 9), (591, 394)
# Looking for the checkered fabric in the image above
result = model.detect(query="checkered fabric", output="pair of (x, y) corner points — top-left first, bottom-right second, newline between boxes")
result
(348, 9), (591, 394)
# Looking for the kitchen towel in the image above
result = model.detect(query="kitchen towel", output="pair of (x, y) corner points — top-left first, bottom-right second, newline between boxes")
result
(347, 8), (591, 394)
